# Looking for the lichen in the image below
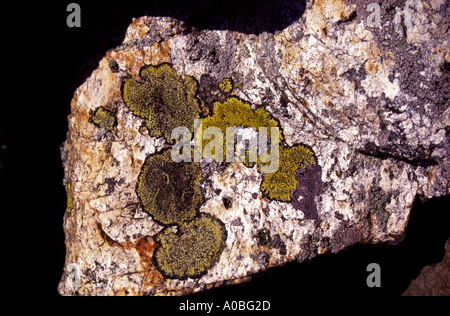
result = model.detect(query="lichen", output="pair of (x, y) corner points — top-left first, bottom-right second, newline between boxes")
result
(200, 97), (282, 160)
(201, 97), (317, 202)
(202, 98), (280, 137)
(262, 145), (316, 202)
(122, 63), (200, 144)
(153, 213), (227, 279)
(219, 78), (233, 93)
(89, 106), (116, 132)
(123, 64), (319, 281)
(369, 185), (392, 232)
(136, 149), (203, 226)
(256, 228), (271, 246)
(66, 183), (73, 212)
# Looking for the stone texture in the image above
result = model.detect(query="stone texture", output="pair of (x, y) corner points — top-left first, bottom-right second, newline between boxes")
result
(58, 0), (449, 296)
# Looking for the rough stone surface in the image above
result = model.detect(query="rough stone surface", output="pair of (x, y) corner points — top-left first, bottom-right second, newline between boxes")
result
(58, 0), (449, 296)
(402, 238), (450, 296)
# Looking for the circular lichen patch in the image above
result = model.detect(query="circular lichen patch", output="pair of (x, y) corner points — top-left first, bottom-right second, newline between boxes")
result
(136, 149), (203, 225)
(122, 63), (200, 144)
(154, 213), (227, 279)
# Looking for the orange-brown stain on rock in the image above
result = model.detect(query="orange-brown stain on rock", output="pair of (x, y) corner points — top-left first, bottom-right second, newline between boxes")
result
(365, 59), (379, 74)
(142, 269), (164, 289)
(310, 0), (352, 34)
(200, 99), (210, 116)
(70, 98), (91, 130)
(149, 41), (171, 65)
(134, 237), (164, 289)
(70, 89), (80, 113)
(426, 166), (435, 192)
(134, 237), (158, 265)
(300, 98), (310, 108)
(106, 41), (171, 79)
(127, 18), (152, 39)
(96, 223), (164, 290)
(365, 43), (382, 75)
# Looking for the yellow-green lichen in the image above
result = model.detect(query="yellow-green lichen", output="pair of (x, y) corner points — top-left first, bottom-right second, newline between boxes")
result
(219, 78), (233, 93)
(122, 63), (318, 279)
(202, 98), (279, 134)
(136, 149), (203, 226)
(201, 97), (316, 202)
(154, 213), (227, 279)
(261, 145), (316, 202)
(122, 63), (200, 144)
(66, 183), (73, 212)
(199, 97), (282, 156)
(89, 106), (116, 132)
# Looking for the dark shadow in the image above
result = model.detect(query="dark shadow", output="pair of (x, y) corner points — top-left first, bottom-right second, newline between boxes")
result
(2, 0), (305, 297)
(59, 0), (306, 110)
(16, 0), (305, 297)
(74, 0), (307, 36)
(13, 1), (448, 298)
(189, 195), (449, 299)
(164, 0), (307, 34)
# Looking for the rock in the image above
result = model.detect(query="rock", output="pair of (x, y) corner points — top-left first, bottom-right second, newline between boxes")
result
(402, 239), (450, 296)
(58, 0), (449, 296)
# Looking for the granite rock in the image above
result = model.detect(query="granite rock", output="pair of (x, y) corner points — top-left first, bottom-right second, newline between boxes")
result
(58, 0), (449, 295)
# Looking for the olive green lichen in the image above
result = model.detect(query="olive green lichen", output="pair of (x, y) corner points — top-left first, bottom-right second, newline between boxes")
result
(136, 149), (203, 226)
(154, 213), (227, 279)
(122, 63), (200, 144)
(219, 78), (233, 93)
(89, 106), (116, 132)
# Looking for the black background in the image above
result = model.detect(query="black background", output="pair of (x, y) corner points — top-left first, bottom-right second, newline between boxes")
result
(1, 1), (448, 302)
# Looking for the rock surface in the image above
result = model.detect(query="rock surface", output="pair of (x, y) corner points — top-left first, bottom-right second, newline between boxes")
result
(58, 0), (449, 296)
(402, 238), (450, 296)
